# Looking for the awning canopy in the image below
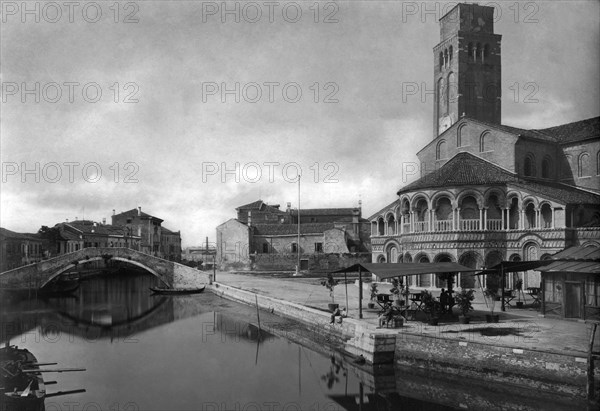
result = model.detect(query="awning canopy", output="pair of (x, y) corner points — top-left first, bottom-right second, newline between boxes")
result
(331, 262), (479, 279)
(474, 260), (553, 276)
(473, 245), (600, 276)
(551, 246), (600, 261)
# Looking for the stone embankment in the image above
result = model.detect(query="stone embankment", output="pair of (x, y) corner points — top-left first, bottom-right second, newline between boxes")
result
(209, 280), (598, 400)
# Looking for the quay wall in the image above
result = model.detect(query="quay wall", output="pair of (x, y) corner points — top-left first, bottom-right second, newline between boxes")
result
(210, 282), (397, 364)
(395, 330), (590, 398)
(210, 282), (598, 400)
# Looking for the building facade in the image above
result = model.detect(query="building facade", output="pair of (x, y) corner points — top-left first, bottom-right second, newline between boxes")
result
(217, 199), (371, 272)
(43, 219), (142, 255)
(111, 207), (181, 259)
(369, 4), (600, 296)
(0, 228), (44, 272)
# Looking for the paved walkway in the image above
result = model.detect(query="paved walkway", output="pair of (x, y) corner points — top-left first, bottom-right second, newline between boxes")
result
(214, 271), (598, 356)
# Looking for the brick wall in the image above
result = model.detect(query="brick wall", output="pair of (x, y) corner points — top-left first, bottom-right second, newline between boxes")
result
(418, 120), (519, 176)
(252, 252), (371, 272)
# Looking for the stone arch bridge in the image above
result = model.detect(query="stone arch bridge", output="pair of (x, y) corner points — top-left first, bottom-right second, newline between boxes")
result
(0, 247), (208, 289)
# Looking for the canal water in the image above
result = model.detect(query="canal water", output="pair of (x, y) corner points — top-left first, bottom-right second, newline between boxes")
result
(0, 271), (588, 411)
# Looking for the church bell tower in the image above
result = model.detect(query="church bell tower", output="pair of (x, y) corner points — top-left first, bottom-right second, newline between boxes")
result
(433, 3), (502, 137)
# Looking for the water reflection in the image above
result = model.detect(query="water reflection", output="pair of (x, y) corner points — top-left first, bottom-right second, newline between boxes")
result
(0, 271), (591, 411)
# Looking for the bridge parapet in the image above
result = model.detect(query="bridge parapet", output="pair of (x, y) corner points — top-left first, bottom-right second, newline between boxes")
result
(0, 248), (208, 289)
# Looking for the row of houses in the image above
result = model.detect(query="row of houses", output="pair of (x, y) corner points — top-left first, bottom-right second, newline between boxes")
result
(0, 207), (182, 272)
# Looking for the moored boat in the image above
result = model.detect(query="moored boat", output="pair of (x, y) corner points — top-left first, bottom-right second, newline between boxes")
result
(149, 286), (206, 295)
(0, 345), (45, 411)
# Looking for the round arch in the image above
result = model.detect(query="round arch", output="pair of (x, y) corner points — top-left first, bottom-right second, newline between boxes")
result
(410, 193), (431, 210)
(483, 188), (506, 206)
(431, 191), (455, 209)
(41, 256), (167, 288)
(456, 190), (484, 208)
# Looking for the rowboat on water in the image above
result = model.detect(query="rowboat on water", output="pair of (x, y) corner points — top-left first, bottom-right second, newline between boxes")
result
(149, 286), (206, 295)
(1, 345), (46, 411)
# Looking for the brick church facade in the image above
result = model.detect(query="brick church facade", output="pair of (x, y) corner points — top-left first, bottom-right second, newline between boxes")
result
(369, 4), (600, 291)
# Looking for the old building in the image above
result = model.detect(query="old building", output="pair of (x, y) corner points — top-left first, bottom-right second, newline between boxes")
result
(161, 227), (182, 262)
(369, 4), (600, 298)
(45, 219), (142, 255)
(0, 228), (43, 271)
(111, 207), (181, 259)
(217, 199), (371, 272)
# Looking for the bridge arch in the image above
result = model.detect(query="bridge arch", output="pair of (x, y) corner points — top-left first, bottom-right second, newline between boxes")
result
(43, 256), (168, 288)
(1, 247), (207, 290)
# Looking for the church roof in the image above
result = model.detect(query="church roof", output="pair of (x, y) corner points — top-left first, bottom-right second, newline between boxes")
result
(444, 116), (600, 144)
(398, 152), (517, 193)
(510, 181), (600, 205)
(397, 152), (600, 205)
(536, 117), (599, 144)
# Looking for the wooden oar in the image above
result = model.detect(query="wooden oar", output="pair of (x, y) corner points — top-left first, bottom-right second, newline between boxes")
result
(45, 388), (86, 398)
(22, 367), (86, 373)
(26, 362), (58, 366)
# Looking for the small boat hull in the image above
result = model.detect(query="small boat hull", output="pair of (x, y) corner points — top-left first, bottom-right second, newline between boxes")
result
(149, 286), (206, 295)
(1, 346), (45, 410)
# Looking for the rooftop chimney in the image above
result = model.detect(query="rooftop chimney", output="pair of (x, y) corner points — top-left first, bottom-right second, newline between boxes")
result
(102, 218), (106, 225)
(112, 209), (115, 216)
(138, 206), (142, 216)
(247, 211), (252, 227)
(286, 202), (291, 213)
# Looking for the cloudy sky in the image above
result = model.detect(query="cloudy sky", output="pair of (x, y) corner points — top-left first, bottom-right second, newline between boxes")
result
(1, 0), (598, 247)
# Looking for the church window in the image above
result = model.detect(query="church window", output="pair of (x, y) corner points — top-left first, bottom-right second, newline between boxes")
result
(541, 156), (552, 178)
(578, 152), (590, 177)
(439, 52), (443, 70)
(479, 131), (491, 152)
(468, 43), (474, 61)
(457, 124), (465, 147)
(436, 140), (447, 160)
(444, 49), (448, 68)
(262, 243), (269, 253)
(291, 242), (298, 253)
(476, 43), (482, 62)
(449, 45), (453, 63)
(483, 44), (490, 63)
(524, 154), (536, 176)
(315, 242), (323, 253)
